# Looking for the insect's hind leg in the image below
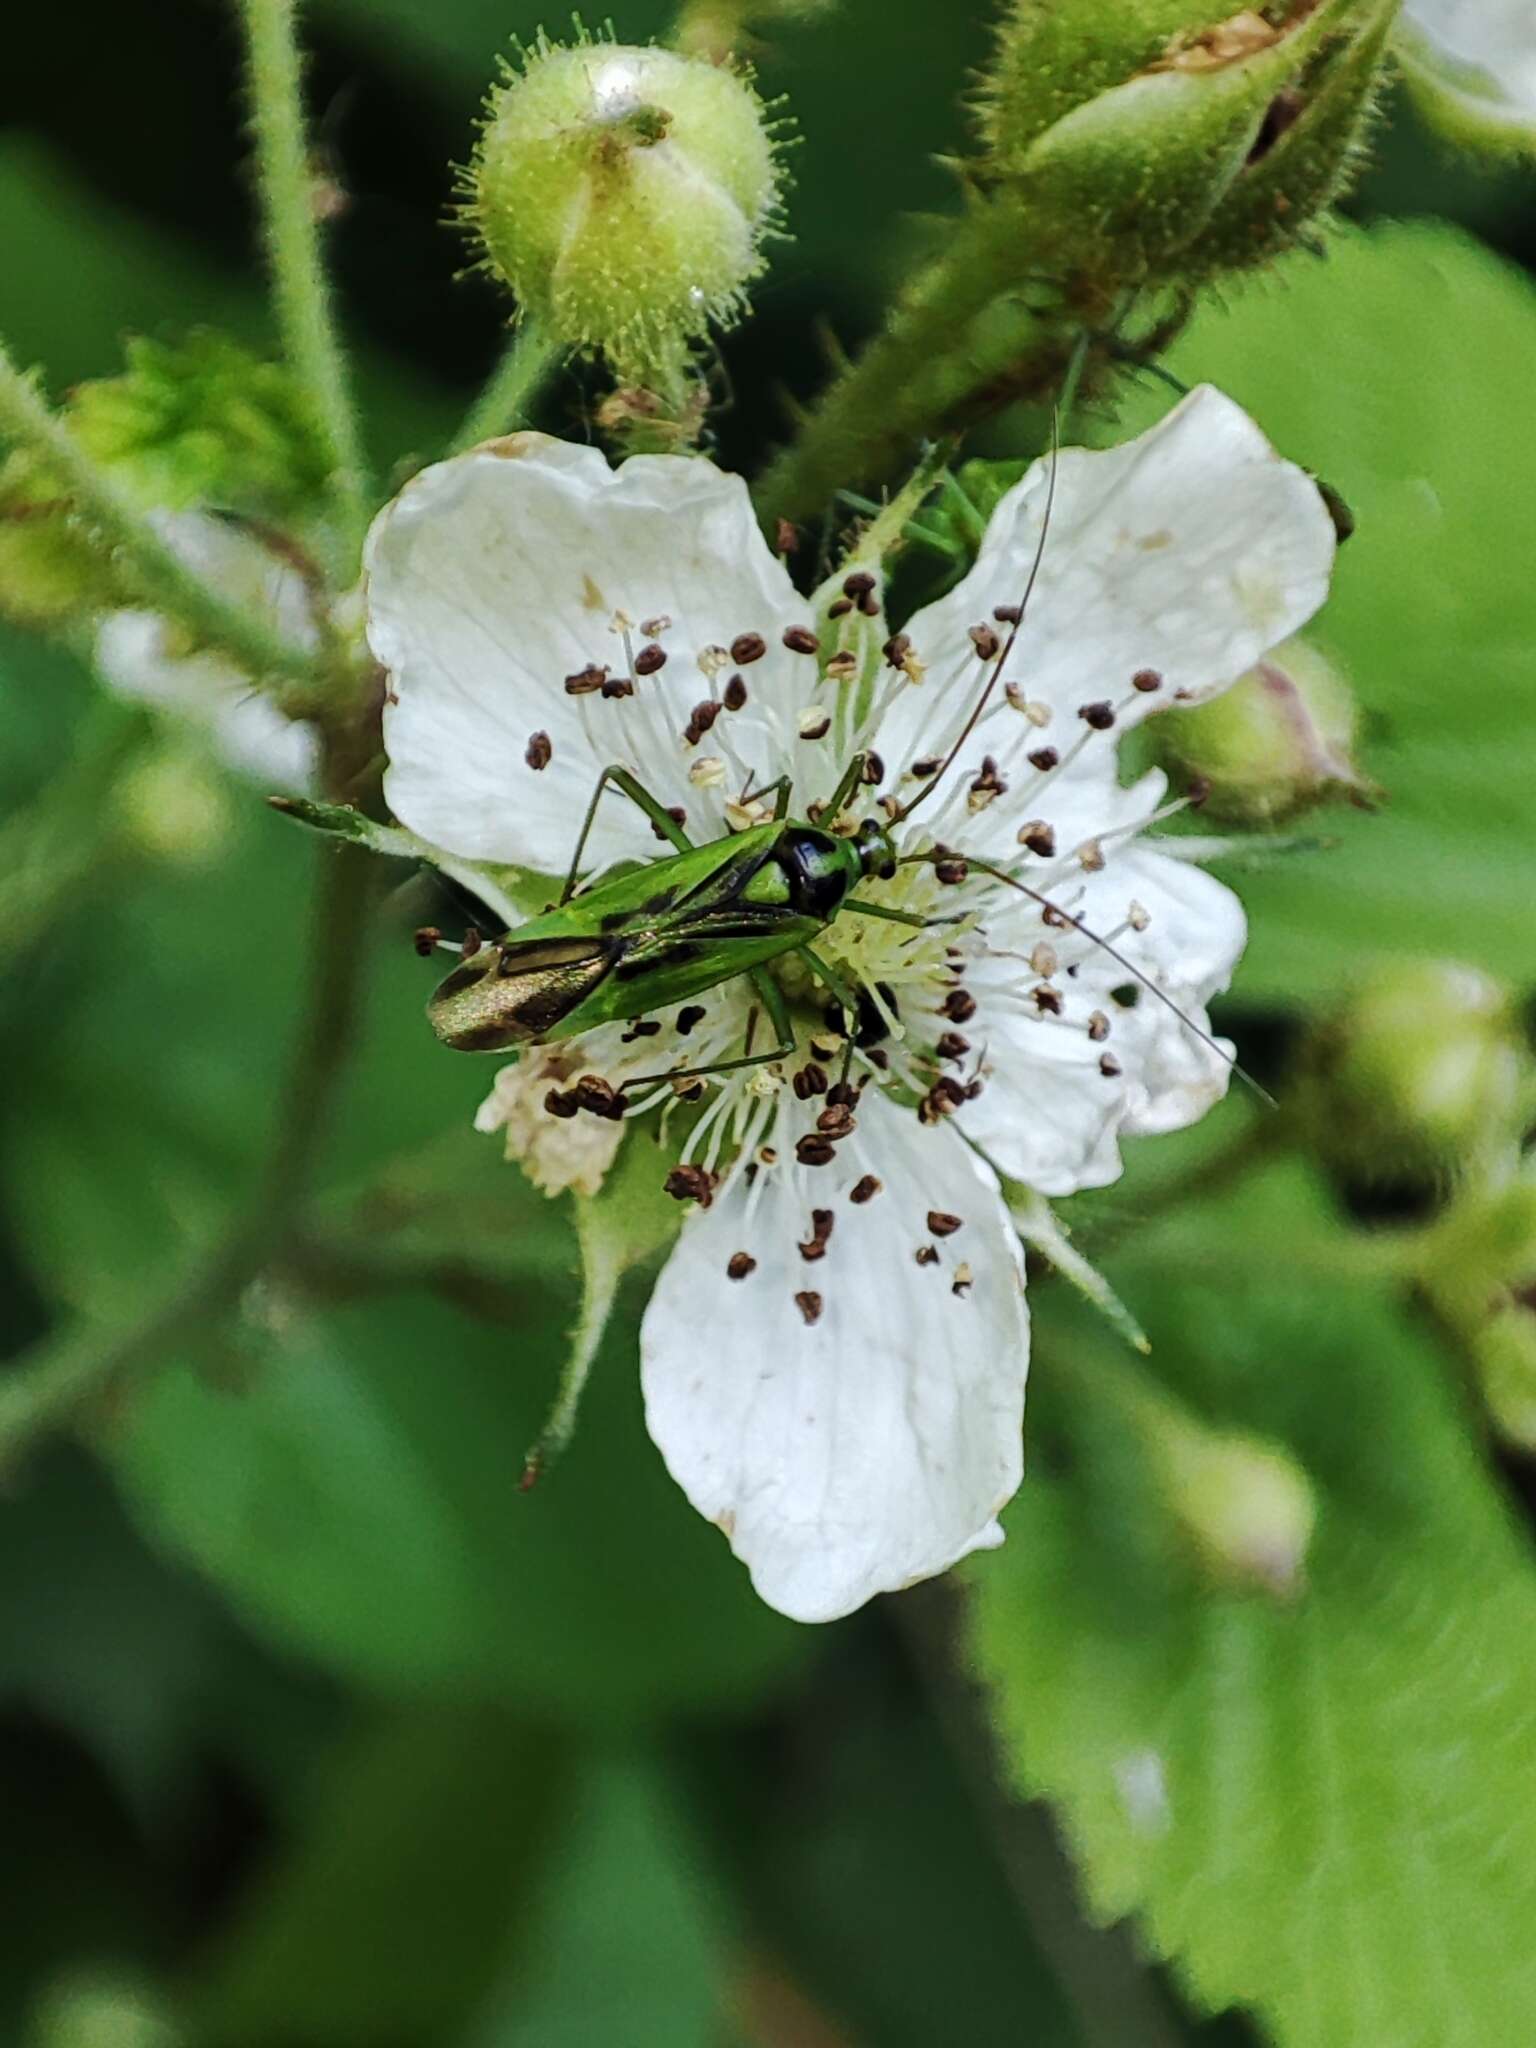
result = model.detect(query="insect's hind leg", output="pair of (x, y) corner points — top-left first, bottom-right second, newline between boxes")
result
(617, 970), (796, 1094)
(561, 765), (694, 905)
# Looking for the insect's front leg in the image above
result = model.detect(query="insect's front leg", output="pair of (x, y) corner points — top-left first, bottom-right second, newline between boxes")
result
(617, 969), (797, 1094)
(798, 943), (874, 1092)
(562, 764), (695, 905)
(842, 898), (964, 931)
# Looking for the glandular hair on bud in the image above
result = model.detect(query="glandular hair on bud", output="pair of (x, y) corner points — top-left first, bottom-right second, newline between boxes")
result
(1155, 636), (1374, 825)
(466, 36), (784, 383)
(1296, 959), (1534, 1183)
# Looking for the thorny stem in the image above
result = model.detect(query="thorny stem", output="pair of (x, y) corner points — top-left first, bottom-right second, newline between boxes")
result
(0, 833), (374, 1465)
(756, 203), (1087, 530)
(448, 318), (562, 455)
(0, 344), (318, 687)
(240, 0), (372, 566)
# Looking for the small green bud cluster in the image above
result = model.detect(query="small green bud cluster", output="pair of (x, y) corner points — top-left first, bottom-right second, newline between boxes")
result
(1154, 636), (1375, 825)
(1296, 959), (1536, 1184)
(1417, 1167), (1536, 1449)
(466, 35), (785, 389)
(975, 0), (1398, 292)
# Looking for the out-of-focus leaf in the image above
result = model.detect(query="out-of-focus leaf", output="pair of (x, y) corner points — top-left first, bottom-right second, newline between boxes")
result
(1111, 223), (1536, 999)
(189, 1704), (570, 2047)
(465, 1754), (728, 2048)
(970, 1159), (1536, 2045)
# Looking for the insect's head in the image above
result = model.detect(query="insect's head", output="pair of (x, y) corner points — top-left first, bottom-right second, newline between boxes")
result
(851, 816), (898, 882)
(427, 936), (611, 1052)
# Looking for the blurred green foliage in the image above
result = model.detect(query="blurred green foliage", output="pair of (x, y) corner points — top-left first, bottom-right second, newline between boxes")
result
(3, 4), (1536, 2045)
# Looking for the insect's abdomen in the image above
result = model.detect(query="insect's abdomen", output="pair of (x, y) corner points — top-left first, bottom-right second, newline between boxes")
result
(428, 938), (615, 1052)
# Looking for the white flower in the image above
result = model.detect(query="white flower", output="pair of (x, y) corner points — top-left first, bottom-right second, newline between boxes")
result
(1397, 0), (1536, 146)
(364, 391), (1336, 1623)
(96, 511), (320, 790)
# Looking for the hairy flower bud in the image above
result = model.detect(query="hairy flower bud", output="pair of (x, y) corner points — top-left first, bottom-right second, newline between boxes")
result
(1296, 960), (1534, 1182)
(1418, 1168), (1536, 1448)
(976, 0), (1395, 288)
(467, 36), (784, 383)
(1154, 637), (1374, 824)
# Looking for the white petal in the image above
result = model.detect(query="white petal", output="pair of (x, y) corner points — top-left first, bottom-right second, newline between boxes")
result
(95, 513), (319, 790)
(367, 436), (814, 873)
(873, 387), (1336, 840)
(1399, 0), (1536, 142)
(640, 1093), (1028, 1623)
(958, 847), (1247, 1196)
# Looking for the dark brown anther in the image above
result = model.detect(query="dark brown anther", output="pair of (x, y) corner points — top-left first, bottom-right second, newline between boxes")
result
(640, 615), (672, 639)
(908, 758), (941, 784)
(1079, 700), (1116, 730)
(936, 1031), (970, 1061)
(676, 1004), (707, 1037)
(861, 752), (884, 786)
(825, 651), (859, 683)
(664, 1164), (717, 1205)
(799, 1208), (836, 1261)
(796, 1133), (837, 1168)
(930, 1074), (967, 1110)
(828, 597), (854, 620)
(969, 756), (1007, 801)
(850, 1174), (882, 1204)
(952, 1272), (973, 1298)
(601, 675), (635, 699)
(883, 633), (912, 670)
(776, 518), (800, 556)
(1042, 904), (1069, 929)
(795, 1290), (824, 1326)
(543, 1088), (580, 1120)
(969, 623), (1001, 661)
(1132, 667), (1163, 694)
(413, 926), (443, 957)
(783, 625), (820, 655)
(793, 1062), (830, 1101)
(843, 570), (877, 600)
(635, 643), (668, 675)
(927, 1211), (963, 1238)
(1087, 1010), (1111, 1042)
(798, 1238), (826, 1263)
(915, 1245), (940, 1267)
(799, 714), (832, 742)
(731, 632), (768, 666)
(935, 856), (969, 886)
(1027, 746), (1060, 772)
(1099, 1052), (1124, 1079)
(859, 590), (881, 617)
(1033, 985), (1063, 1016)
(816, 1102), (856, 1139)
(575, 1076), (625, 1121)
(993, 602), (1023, 625)
(866, 1047), (890, 1071)
(964, 1078), (985, 1100)
(942, 989), (977, 1024)
(620, 1018), (663, 1042)
(525, 730), (553, 771)
(652, 806), (688, 842)
(727, 1251), (757, 1281)
(564, 663), (607, 695)
(722, 674), (748, 712)
(461, 928), (482, 959)
(1017, 820), (1057, 858)
(825, 1080), (861, 1110)
(674, 1078), (706, 1102)
(683, 699), (722, 746)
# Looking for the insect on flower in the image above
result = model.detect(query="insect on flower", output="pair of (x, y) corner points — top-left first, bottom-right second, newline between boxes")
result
(327, 388), (1338, 1623)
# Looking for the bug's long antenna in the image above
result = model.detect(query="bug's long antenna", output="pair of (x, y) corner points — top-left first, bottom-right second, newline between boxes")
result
(891, 409), (1061, 827)
(904, 849), (1276, 1110)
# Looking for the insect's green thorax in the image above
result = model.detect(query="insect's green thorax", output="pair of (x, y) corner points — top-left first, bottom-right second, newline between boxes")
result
(427, 817), (896, 1053)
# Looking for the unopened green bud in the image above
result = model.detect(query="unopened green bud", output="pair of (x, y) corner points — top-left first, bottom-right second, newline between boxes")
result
(0, 451), (123, 629)
(115, 744), (235, 866)
(28, 1972), (180, 2048)
(1155, 637), (1375, 825)
(1153, 1414), (1316, 1599)
(977, 0), (1395, 289)
(1297, 959), (1534, 1181)
(1396, 1), (1536, 158)
(1416, 1169), (1536, 1447)
(467, 36), (784, 383)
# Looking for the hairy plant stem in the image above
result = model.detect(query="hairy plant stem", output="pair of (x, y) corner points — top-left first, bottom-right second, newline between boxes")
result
(0, 826), (374, 1465)
(449, 319), (562, 454)
(757, 203), (1091, 530)
(240, 0), (372, 566)
(0, 344), (318, 686)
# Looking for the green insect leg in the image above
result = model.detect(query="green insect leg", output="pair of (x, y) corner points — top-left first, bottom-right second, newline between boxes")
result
(561, 764), (695, 906)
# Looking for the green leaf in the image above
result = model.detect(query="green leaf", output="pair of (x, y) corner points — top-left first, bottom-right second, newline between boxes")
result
(465, 1755), (729, 2048)
(189, 1704), (571, 2047)
(969, 1161), (1536, 2044)
(1113, 223), (1536, 999)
